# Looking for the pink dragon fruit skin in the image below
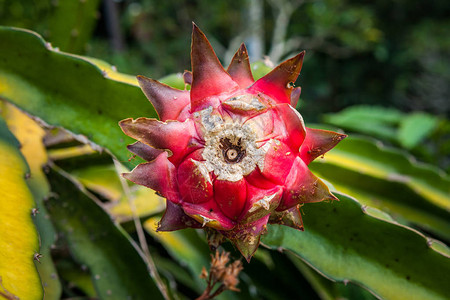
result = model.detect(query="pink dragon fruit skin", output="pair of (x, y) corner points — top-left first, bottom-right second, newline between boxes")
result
(119, 24), (346, 261)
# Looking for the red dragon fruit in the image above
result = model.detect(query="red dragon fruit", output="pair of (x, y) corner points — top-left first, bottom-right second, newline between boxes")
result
(119, 24), (346, 261)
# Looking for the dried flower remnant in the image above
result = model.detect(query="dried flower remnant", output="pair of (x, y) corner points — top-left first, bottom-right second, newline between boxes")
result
(197, 251), (244, 300)
(119, 24), (346, 261)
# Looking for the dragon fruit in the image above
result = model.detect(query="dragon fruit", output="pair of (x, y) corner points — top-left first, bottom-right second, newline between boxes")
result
(119, 24), (346, 261)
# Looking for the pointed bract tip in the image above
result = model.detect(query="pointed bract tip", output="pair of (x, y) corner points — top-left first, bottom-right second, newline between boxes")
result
(136, 75), (157, 88)
(295, 50), (306, 61)
(249, 50), (306, 104)
(300, 128), (347, 165)
(118, 118), (133, 130)
(330, 193), (339, 201)
(236, 240), (259, 263)
(233, 43), (250, 62)
(238, 43), (247, 54)
(136, 75), (153, 91)
(157, 201), (202, 231)
(231, 215), (269, 262)
(191, 22), (206, 42)
(227, 42), (254, 88)
(135, 75), (191, 121)
(285, 51), (305, 78)
(127, 142), (164, 162)
(190, 24), (239, 111)
(339, 133), (348, 140)
(286, 51), (305, 77)
(244, 254), (253, 263)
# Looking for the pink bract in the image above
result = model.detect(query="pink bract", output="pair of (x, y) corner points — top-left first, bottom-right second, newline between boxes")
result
(119, 24), (346, 261)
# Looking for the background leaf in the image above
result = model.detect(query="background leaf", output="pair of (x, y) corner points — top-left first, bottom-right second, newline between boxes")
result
(262, 192), (450, 300)
(45, 167), (164, 300)
(144, 218), (210, 292)
(287, 253), (377, 300)
(310, 135), (450, 241)
(0, 101), (62, 299)
(0, 116), (43, 300)
(0, 26), (154, 170)
(398, 112), (439, 149)
(47, 0), (100, 54)
(323, 105), (403, 141)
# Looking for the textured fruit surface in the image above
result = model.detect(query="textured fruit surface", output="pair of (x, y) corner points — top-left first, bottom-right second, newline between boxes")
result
(120, 24), (346, 261)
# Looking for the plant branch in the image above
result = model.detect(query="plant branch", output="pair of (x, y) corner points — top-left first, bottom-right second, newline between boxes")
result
(267, 0), (305, 63)
(113, 159), (170, 300)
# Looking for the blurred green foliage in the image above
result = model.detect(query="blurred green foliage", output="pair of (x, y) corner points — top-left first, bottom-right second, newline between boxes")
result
(323, 105), (450, 171)
(1, 0), (449, 119)
(0, 0), (100, 54)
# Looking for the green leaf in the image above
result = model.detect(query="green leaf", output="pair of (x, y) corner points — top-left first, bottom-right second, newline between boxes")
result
(287, 253), (377, 300)
(144, 217), (210, 292)
(47, 0), (101, 54)
(250, 61), (273, 80)
(69, 163), (165, 222)
(0, 116), (43, 300)
(108, 187), (165, 222)
(0, 26), (156, 170)
(45, 167), (164, 300)
(71, 164), (124, 201)
(398, 112), (439, 149)
(243, 250), (323, 299)
(262, 192), (450, 300)
(0, 101), (62, 299)
(152, 253), (199, 294)
(323, 105), (404, 141)
(310, 136), (450, 240)
(158, 73), (188, 90)
(325, 105), (404, 125)
(56, 260), (97, 297)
